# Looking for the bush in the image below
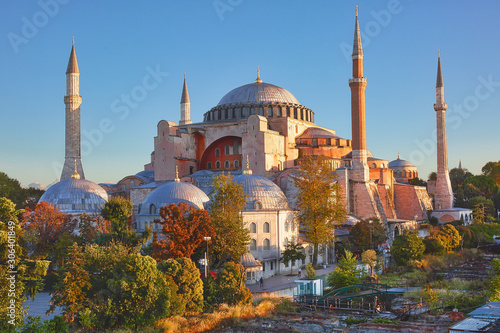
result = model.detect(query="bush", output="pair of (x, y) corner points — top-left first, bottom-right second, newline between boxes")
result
(215, 262), (252, 306)
(18, 316), (68, 333)
(391, 230), (425, 266)
(423, 238), (445, 255)
(304, 263), (316, 279)
(345, 317), (367, 325)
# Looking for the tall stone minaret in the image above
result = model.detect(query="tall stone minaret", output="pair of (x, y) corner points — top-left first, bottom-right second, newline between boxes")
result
(434, 51), (453, 209)
(61, 39), (85, 180)
(180, 73), (191, 125)
(349, 6), (369, 181)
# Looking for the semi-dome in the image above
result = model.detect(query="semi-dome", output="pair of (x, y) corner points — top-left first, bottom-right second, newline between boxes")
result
(39, 177), (108, 214)
(217, 82), (300, 106)
(233, 171), (290, 211)
(139, 179), (210, 214)
(389, 154), (414, 168)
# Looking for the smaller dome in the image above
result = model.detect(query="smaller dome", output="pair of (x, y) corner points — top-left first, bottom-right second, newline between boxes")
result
(297, 127), (339, 139)
(140, 180), (210, 214)
(39, 178), (108, 214)
(240, 252), (262, 271)
(389, 154), (414, 168)
(233, 173), (290, 211)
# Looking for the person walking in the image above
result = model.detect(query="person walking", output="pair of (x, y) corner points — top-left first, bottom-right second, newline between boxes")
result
(298, 267), (302, 277)
(259, 276), (264, 287)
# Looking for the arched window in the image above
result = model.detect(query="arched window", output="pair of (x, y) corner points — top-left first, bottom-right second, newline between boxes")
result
(250, 222), (256, 233)
(286, 107), (290, 117)
(224, 160), (230, 169)
(371, 163), (376, 169)
(255, 202), (262, 210)
(263, 239), (270, 250)
(130, 180), (135, 187)
(122, 184), (127, 192)
(293, 108), (298, 119)
(268, 106), (273, 117)
(380, 163), (385, 168)
(263, 222), (270, 233)
(250, 239), (257, 251)
(277, 106), (282, 117)
(149, 204), (156, 215)
(403, 170), (407, 178)
(207, 162), (212, 169)
(285, 222), (289, 232)
(215, 148), (220, 157)
(259, 106), (264, 115)
(225, 144), (230, 155)
(284, 237), (289, 246)
(234, 160), (239, 168)
(215, 161), (221, 169)
(233, 140), (239, 154)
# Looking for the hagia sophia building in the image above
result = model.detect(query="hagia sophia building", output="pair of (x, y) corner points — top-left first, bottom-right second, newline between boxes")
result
(40, 10), (472, 282)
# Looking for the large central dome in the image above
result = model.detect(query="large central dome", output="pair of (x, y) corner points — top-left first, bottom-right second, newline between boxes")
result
(217, 82), (300, 106)
(203, 75), (314, 124)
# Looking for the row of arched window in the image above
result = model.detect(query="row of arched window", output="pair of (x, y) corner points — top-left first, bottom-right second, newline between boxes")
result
(394, 170), (418, 178)
(203, 104), (314, 123)
(214, 142), (239, 157)
(249, 222), (270, 233)
(249, 238), (270, 251)
(370, 163), (386, 169)
(207, 160), (240, 170)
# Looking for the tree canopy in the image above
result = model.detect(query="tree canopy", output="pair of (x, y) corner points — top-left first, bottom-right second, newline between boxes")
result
(349, 218), (387, 252)
(279, 241), (306, 274)
(208, 173), (249, 265)
(152, 203), (214, 261)
(391, 230), (425, 266)
(295, 156), (347, 266)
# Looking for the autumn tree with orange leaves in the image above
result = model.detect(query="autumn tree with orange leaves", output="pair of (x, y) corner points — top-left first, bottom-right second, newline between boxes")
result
(152, 203), (214, 262)
(21, 202), (77, 260)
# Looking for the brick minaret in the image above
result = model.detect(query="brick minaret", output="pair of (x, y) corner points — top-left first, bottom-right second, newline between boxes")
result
(434, 51), (453, 209)
(61, 39), (85, 180)
(180, 73), (191, 125)
(349, 7), (369, 181)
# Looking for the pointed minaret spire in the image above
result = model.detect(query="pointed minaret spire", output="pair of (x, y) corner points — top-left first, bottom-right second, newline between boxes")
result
(349, 6), (369, 181)
(61, 40), (84, 180)
(433, 50), (453, 210)
(436, 50), (443, 88)
(66, 38), (79, 74)
(255, 65), (262, 84)
(352, 6), (363, 59)
(180, 73), (192, 125)
(458, 159), (462, 170)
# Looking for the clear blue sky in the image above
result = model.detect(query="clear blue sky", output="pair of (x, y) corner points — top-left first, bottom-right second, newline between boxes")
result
(1, 0), (499, 187)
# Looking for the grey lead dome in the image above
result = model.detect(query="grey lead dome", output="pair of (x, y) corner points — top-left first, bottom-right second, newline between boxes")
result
(217, 82), (300, 106)
(233, 173), (290, 211)
(39, 178), (108, 213)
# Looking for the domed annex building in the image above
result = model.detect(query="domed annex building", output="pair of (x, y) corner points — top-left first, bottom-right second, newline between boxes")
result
(389, 154), (418, 183)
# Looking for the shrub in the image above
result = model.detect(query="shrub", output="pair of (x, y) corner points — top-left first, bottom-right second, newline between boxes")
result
(304, 263), (316, 279)
(215, 262), (252, 306)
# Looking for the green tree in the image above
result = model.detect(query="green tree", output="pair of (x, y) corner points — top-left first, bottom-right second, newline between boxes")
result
(50, 242), (171, 330)
(439, 224), (461, 252)
(295, 156), (347, 267)
(0, 198), (48, 331)
(279, 242), (306, 275)
(214, 262), (252, 306)
(349, 218), (387, 251)
(209, 173), (249, 265)
(152, 203), (214, 262)
(468, 196), (495, 219)
(97, 198), (151, 249)
(327, 250), (363, 289)
(157, 257), (204, 314)
(449, 168), (473, 192)
(408, 177), (426, 186)
(304, 262), (316, 279)
(464, 175), (499, 199)
(482, 161), (500, 186)
(490, 258), (500, 301)
(428, 172), (437, 181)
(391, 230), (425, 266)
(0, 172), (44, 210)
(361, 249), (377, 277)
(423, 237), (445, 255)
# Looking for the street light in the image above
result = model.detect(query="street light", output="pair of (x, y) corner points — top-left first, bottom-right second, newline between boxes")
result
(203, 236), (211, 278)
(368, 220), (373, 251)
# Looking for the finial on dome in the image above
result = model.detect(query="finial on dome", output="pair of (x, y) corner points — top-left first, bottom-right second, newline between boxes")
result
(255, 65), (262, 84)
(175, 165), (180, 182)
(397, 152), (400, 160)
(243, 155), (253, 175)
(356, 5), (358, 17)
(71, 159), (80, 180)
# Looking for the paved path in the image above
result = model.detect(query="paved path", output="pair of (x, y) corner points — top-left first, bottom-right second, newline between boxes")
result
(247, 264), (337, 294)
(23, 292), (62, 320)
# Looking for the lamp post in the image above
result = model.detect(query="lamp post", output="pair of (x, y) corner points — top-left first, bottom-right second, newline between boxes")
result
(203, 236), (211, 278)
(368, 220), (373, 251)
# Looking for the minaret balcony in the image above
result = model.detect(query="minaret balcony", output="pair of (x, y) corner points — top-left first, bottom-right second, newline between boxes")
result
(348, 77), (367, 84)
(433, 103), (448, 111)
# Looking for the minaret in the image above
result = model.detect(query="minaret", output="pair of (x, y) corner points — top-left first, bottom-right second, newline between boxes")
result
(349, 6), (369, 181)
(180, 73), (191, 125)
(433, 51), (453, 209)
(61, 38), (84, 180)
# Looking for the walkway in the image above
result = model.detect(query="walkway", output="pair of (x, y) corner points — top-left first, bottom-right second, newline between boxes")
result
(247, 264), (337, 294)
